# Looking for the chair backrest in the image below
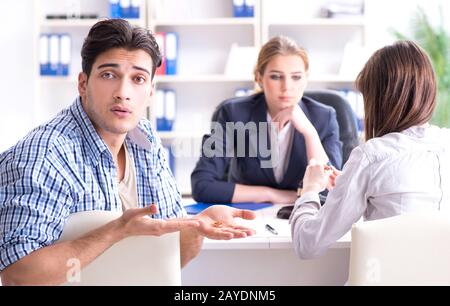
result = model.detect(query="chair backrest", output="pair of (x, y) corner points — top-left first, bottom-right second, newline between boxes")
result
(58, 210), (181, 286)
(348, 213), (450, 285)
(304, 90), (359, 164)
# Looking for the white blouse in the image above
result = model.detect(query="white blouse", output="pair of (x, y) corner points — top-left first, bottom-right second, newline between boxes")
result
(290, 125), (450, 259)
(267, 113), (295, 184)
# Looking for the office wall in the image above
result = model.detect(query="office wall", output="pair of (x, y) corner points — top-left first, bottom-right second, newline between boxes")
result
(0, 0), (448, 152)
(0, 1), (34, 152)
(366, 0), (450, 50)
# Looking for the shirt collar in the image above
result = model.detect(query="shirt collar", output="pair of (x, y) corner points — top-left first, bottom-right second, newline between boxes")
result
(126, 124), (154, 151)
(401, 124), (432, 138)
(70, 97), (110, 166)
(70, 97), (155, 165)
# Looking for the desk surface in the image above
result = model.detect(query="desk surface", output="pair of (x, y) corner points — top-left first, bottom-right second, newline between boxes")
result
(182, 201), (351, 285)
(184, 202), (351, 250)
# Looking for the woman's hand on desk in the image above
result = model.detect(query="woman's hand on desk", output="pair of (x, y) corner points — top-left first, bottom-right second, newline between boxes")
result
(196, 206), (257, 240)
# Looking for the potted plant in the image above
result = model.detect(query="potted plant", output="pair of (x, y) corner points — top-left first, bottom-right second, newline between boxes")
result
(392, 6), (450, 127)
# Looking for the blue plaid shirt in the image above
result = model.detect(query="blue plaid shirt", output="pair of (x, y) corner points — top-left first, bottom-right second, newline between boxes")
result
(0, 97), (184, 271)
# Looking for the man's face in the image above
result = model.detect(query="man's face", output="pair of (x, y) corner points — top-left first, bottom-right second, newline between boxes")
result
(78, 48), (154, 140)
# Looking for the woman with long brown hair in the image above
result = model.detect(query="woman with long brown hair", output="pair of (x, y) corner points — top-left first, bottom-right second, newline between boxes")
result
(291, 40), (450, 259)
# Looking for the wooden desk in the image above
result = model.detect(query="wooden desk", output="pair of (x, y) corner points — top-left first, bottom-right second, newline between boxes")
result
(182, 204), (350, 285)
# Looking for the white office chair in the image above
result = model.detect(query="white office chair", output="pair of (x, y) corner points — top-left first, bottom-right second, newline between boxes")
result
(348, 213), (450, 285)
(58, 210), (181, 286)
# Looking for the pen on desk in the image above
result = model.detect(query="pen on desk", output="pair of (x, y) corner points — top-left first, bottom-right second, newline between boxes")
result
(265, 223), (278, 235)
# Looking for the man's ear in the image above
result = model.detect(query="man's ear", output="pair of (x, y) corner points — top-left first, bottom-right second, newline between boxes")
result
(78, 72), (88, 97)
(146, 83), (155, 107)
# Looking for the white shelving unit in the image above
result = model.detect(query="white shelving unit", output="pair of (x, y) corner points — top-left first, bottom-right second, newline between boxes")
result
(264, 17), (366, 27)
(33, 0), (146, 125)
(41, 18), (145, 28)
(148, 0), (261, 195)
(154, 18), (257, 27)
(261, 0), (368, 90)
(156, 74), (254, 83)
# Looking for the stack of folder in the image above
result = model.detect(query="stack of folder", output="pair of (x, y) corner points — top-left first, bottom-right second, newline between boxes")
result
(163, 145), (175, 174)
(109, 0), (141, 19)
(39, 33), (71, 76)
(155, 32), (178, 76)
(155, 89), (176, 131)
(233, 0), (255, 17)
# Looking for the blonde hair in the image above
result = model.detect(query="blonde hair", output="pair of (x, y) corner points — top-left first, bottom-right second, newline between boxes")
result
(254, 36), (309, 83)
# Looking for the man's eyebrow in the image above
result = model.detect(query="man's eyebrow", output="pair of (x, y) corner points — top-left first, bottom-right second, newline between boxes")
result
(132, 65), (151, 75)
(97, 63), (119, 70)
(96, 63), (151, 75)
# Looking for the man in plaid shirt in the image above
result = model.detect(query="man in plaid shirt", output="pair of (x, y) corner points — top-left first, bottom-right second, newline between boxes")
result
(0, 19), (255, 285)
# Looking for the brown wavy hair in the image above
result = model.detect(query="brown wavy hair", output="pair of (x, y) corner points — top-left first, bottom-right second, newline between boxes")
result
(356, 40), (437, 141)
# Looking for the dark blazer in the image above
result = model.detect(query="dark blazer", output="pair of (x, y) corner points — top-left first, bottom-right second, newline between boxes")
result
(191, 92), (342, 203)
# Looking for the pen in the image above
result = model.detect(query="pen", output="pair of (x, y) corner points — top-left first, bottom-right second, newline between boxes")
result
(265, 223), (278, 235)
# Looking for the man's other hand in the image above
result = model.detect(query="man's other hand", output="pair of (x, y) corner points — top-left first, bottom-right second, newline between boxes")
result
(196, 205), (256, 240)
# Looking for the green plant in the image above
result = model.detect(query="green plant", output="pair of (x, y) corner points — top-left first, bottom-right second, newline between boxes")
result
(392, 6), (450, 127)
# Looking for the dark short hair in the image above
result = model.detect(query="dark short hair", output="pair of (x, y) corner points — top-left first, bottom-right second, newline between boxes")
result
(356, 40), (437, 141)
(81, 19), (162, 79)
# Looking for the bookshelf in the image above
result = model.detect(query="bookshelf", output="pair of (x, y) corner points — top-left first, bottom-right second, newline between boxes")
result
(153, 17), (257, 26)
(33, 0), (367, 196)
(147, 0), (261, 194)
(261, 0), (368, 90)
(156, 74), (254, 83)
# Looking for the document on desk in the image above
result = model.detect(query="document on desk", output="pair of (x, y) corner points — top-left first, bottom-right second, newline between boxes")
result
(184, 202), (273, 215)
